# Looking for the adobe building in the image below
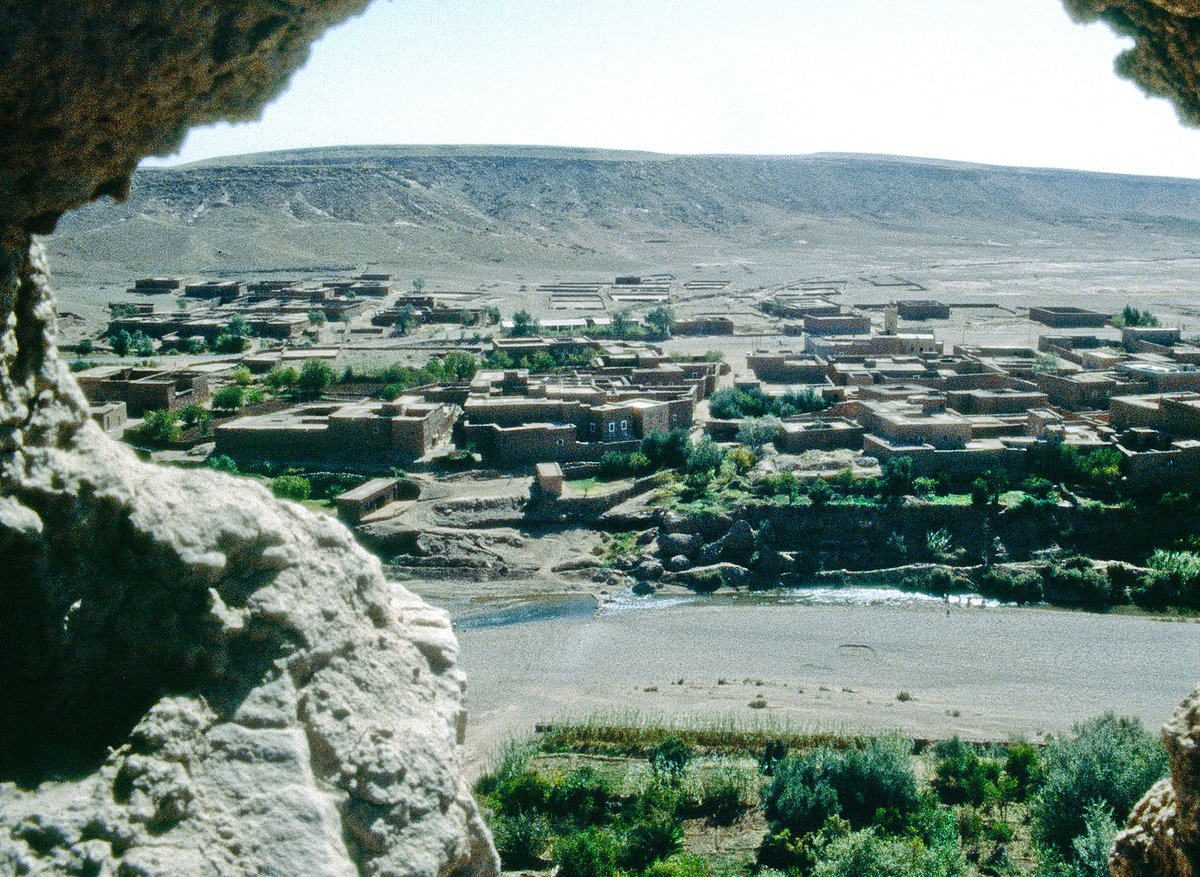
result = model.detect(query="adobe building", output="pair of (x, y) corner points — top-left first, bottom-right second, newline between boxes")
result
(216, 396), (459, 464)
(336, 477), (407, 523)
(74, 365), (211, 416)
(747, 350), (827, 384)
(897, 300), (951, 320)
(803, 311), (872, 335)
(1029, 305), (1110, 328)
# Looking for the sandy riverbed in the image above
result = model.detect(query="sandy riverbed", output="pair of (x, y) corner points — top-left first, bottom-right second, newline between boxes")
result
(447, 592), (1200, 773)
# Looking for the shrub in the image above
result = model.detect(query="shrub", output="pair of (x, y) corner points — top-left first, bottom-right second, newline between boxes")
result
(763, 737), (924, 838)
(264, 365), (299, 392)
(686, 436), (723, 478)
(1002, 739), (1045, 802)
(642, 429), (692, 470)
(76, 338), (93, 355)
(1146, 549), (1200, 609)
(808, 478), (832, 508)
(932, 738), (1001, 808)
(270, 474), (312, 501)
(212, 333), (248, 354)
(547, 766), (612, 828)
(553, 827), (620, 877)
(649, 738), (693, 779)
(879, 456), (914, 501)
(1040, 558), (1114, 610)
(489, 809), (552, 868)
(296, 359), (334, 398)
(186, 337), (207, 354)
(619, 816), (683, 871)
(1032, 714), (1168, 860)
(212, 385), (245, 410)
(979, 567), (1043, 604)
(643, 854), (719, 877)
(110, 329), (132, 356)
(810, 822), (967, 877)
(207, 455), (239, 474)
(230, 365), (253, 385)
(737, 416), (783, 450)
(140, 409), (180, 445)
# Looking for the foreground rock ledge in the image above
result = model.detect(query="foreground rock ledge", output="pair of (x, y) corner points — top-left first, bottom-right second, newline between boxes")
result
(1110, 682), (1200, 877)
(0, 246), (497, 877)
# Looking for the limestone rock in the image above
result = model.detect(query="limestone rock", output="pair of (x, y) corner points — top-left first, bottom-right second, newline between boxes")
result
(0, 1), (498, 873)
(666, 553), (692, 573)
(630, 558), (665, 581)
(1111, 682), (1200, 877)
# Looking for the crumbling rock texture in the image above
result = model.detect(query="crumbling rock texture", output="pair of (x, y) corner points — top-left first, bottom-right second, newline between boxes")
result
(1110, 684), (1200, 877)
(1064, 0), (1200, 127)
(0, 1), (498, 874)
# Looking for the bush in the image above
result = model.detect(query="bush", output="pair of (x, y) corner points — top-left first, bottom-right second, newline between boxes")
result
(686, 436), (723, 478)
(1145, 549), (1200, 609)
(642, 429), (692, 470)
(811, 821), (967, 877)
(1032, 714), (1168, 860)
(270, 474), (312, 501)
(737, 416), (783, 450)
(212, 385), (245, 410)
(213, 333), (249, 354)
(649, 738), (693, 780)
(296, 359), (334, 398)
(264, 365), (300, 392)
(208, 455), (239, 474)
(140, 409), (180, 445)
(978, 567), (1043, 604)
(763, 737), (925, 838)
(643, 854), (719, 877)
(553, 827), (620, 877)
(547, 766), (612, 828)
(76, 338), (93, 356)
(1040, 558), (1115, 610)
(186, 337), (207, 354)
(932, 738), (1002, 808)
(490, 809), (552, 868)
(1002, 739), (1045, 802)
(230, 365), (253, 385)
(619, 816), (683, 872)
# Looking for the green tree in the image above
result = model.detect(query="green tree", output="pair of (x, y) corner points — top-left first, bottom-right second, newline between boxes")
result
(264, 364), (300, 392)
(296, 359), (335, 398)
(611, 308), (634, 338)
(879, 456), (914, 502)
(76, 338), (93, 356)
(737, 416), (783, 451)
(442, 351), (478, 382)
(511, 309), (539, 337)
(411, 277), (425, 294)
(186, 336), (207, 354)
(227, 314), (251, 338)
(230, 365), (253, 385)
(141, 409), (180, 445)
(1032, 714), (1168, 861)
(646, 305), (675, 339)
(308, 309), (327, 325)
(213, 333), (249, 354)
(686, 436), (723, 478)
(110, 329), (132, 356)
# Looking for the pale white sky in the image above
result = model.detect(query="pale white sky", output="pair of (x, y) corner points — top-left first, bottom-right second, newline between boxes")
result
(149, 0), (1200, 179)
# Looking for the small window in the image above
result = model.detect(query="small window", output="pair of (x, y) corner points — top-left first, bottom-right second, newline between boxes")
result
(589, 423), (596, 433)
(620, 419), (629, 431)
(557, 438), (565, 447)
(608, 422), (616, 433)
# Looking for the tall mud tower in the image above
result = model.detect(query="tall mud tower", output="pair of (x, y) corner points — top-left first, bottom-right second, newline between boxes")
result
(0, 3), (498, 875)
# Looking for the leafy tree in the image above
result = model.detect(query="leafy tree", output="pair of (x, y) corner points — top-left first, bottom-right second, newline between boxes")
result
(141, 409), (180, 445)
(212, 385), (245, 410)
(393, 304), (418, 334)
(411, 277), (425, 294)
(264, 365), (299, 392)
(1114, 305), (1159, 328)
(641, 429), (693, 470)
(737, 416), (783, 451)
(110, 329), (132, 356)
(686, 436), (723, 478)
(646, 305), (675, 339)
(178, 403), (211, 430)
(808, 478), (832, 508)
(442, 350), (478, 382)
(879, 456), (914, 502)
(132, 331), (155, 357)
(511, 309), (539, 337)
(483, 305), (501, 324)
(1032, 713), (1167, 860)
(308, 309), (327, 325)
(213, 333), (249, 354)
(296, 359), (335, 398)
(611, 308), (634, 338)
(186, 336), (207, 354)
(76, 338), (93, 356)
(208, 455), (239, 474)
(703, 349), (724, 362)
(230, 365), (253, 385)
(227, 314), (251, 338)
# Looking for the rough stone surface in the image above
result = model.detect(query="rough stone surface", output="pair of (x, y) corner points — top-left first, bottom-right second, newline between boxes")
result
(0, 2), (498, 874)
(658, 531), (697, 557)
(1111, 683), (1200, 877)
(1065, 0), (1200, 128)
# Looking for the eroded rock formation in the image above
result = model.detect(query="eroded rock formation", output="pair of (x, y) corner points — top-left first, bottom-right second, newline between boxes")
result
(1064, 0), (1200, 127)
(1110, 684), (1200, 877)
(0, 2), (497, 874)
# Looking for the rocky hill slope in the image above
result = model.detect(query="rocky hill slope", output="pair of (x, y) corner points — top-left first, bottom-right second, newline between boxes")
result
(49, 146), (1200, 280)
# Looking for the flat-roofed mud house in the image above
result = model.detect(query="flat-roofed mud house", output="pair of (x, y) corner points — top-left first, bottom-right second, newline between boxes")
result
(74, 365), (211, 416)
(216, 395), (459, 464)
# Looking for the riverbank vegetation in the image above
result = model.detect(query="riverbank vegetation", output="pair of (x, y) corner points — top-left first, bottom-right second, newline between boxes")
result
(474, 713), (1166, 877)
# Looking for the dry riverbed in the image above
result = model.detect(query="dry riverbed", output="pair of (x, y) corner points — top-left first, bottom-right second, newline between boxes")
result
(438, 590), (1200, 774)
